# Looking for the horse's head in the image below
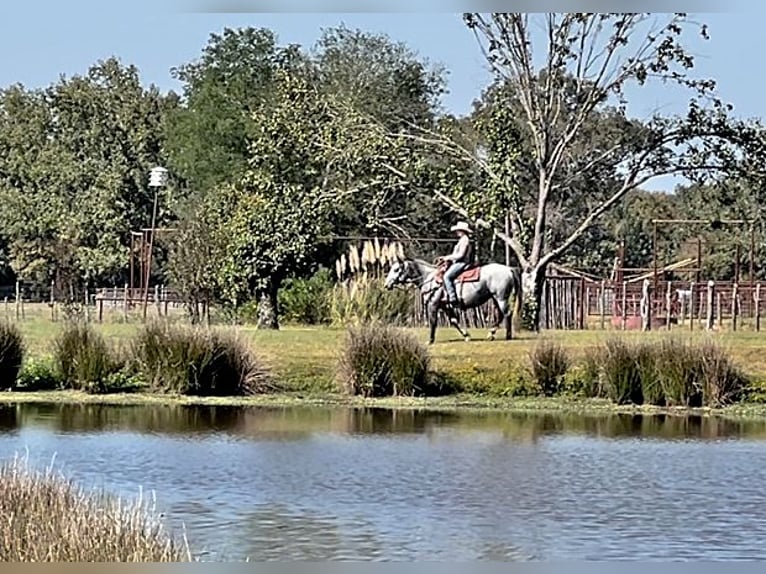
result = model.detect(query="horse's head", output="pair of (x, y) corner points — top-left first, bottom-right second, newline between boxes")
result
(384, 258), (415, 290)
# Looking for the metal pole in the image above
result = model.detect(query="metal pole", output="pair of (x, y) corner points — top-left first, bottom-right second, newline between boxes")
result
(130, 234), (135, 292)
(142, 189), (159, 319)
(504, 212), (511, 266)
(653, 220), (658, 295)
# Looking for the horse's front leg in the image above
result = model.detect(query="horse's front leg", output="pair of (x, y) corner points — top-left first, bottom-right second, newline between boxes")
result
(427, 302), (438, 345)
(444, 304), (470, 342)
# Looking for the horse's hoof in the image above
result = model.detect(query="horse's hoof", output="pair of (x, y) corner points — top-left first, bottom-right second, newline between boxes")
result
(487, 333), (496, 341)
(428, 340), (435, 346)
(464, 335), (471, 342)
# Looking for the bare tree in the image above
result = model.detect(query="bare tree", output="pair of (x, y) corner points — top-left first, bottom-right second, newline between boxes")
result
(392, 13), (765, 329)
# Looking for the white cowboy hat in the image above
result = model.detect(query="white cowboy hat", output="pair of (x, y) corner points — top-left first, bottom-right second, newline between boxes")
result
(450, 221), (472, 234)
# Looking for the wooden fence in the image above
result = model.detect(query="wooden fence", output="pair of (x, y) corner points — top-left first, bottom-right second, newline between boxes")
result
(579, 278), (766, 331)
(94, 285), (184, 321)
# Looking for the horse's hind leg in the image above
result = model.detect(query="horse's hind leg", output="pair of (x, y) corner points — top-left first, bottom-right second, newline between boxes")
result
(493, 296), (513, 340)
(487, 297), (503, 341)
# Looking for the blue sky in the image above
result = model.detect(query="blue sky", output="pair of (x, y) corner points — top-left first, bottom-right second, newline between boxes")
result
(1, 3), (764, 191)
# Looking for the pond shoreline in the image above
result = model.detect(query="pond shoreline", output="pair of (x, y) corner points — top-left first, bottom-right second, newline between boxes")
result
(3, 390), (766, 419)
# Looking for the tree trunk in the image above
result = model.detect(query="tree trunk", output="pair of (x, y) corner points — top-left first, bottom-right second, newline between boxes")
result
(521, 264), (547, 332)
(256, 276), (282, 330)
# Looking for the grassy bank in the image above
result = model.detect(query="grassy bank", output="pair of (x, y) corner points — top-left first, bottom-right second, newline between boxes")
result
(0, 454), (190, 561)
(2, 307), (766, 415)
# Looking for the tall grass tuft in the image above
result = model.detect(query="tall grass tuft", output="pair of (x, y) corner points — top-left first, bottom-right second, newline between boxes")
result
(0, 322), (24, 390)
(338, 322), (432, 397)
(131, 322), (275, 396)
(0, 454), (190, 561)
(529, 339), (569, 396)
(588, 336), (749, 407)
(52, 322), (122, 392)
(599, 338), (644, 405)
(696, 340), (748, 407)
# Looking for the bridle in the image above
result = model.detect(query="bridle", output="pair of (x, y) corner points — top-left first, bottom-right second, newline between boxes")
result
(390, 260), (443, 306)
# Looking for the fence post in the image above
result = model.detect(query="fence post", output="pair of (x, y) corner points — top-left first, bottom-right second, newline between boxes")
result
(15, 281), (20, 321)
(666, 281), (672, 330)
(706, 280), (715, 331)
(756, 283), (761, 332)
(732, 283), (739, 331)
(641, 279), (652, 331)
(621, 281), (627, 331)
(123, 284), (129, 320)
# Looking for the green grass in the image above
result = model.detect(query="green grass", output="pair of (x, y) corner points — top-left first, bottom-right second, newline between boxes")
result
(6, 303), (766, 416)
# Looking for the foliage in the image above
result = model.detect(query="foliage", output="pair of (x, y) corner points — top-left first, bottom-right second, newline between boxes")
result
(130, 322), (275, 396)
(0, 58), (177, 293)
(0, 455), (190, 561)
(165, 27), (301, 195)
(278, 268), (334, 325)
(15, 357), (63, 392)
(52, 322), (123, 393)
(529, 339), (570, 396)
(0, 322), (24, 390)
(338, 322), (432, 397)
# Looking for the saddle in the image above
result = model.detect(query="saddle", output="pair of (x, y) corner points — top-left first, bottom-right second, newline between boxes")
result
(433, 260), (481, 284)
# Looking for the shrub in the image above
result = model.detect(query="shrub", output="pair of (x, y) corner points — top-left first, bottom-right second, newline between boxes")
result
(0, 454), (190, 561)
(338, 322), (432, 397)
(52, 322), (122, 392)
(0, 322), (24, 390)
(330, 278), (417, 326)
(131, 322), (275, 396)
(529, 339), (570, 396)
(15, 357), (63, 392)
(279, 268), (333, 325)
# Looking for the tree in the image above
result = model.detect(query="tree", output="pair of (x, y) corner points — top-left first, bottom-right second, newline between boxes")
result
(164, 27), (303, 195)
(165, 25), (452, 320)
(0, 58), (177, 295)
(388, 13), (766, 329)
(310, 25), (450, 244)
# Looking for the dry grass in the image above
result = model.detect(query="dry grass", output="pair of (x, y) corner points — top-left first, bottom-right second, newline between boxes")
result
(0, 454), (191, 562)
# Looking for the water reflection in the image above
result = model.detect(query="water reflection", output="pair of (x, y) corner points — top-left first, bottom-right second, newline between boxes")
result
(3, 402), (766, 560)
(2, 402), (766, 442)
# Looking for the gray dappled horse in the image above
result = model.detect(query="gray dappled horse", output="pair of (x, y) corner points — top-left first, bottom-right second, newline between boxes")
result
(384, 257), (522, 344)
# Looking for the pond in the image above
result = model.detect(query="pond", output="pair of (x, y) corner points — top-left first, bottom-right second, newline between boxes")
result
(2, 402), (766, 561)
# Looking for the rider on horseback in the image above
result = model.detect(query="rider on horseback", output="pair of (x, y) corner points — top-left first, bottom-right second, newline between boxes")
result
(441, 221), (474, 307)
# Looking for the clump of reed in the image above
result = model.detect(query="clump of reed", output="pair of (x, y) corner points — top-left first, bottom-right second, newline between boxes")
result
(0, 321), (24, 390)
(0, 454), (191, 561)
(529, 339), (570, 396)
(130, 321), (276, 396)
(590, 336), (748, 407)
(52, 321), (124, 393)
(338, 321), (433, 397)
(331, 239), (417, 326)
